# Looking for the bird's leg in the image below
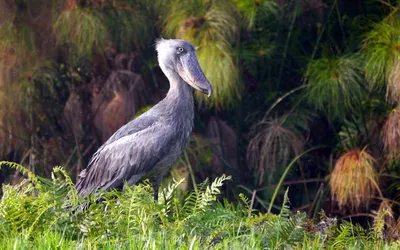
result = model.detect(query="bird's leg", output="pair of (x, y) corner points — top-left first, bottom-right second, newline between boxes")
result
(153, 187), (159, 201)
(151, 177), (161, 202)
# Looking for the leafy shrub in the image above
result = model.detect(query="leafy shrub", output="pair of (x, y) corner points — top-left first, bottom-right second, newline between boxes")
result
(0, 161), (399, 249)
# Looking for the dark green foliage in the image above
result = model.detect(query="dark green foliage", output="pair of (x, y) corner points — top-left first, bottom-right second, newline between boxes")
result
(54, 8), (107, 61)
(233, 0), (279, 30)
(305, 55), (365, 119)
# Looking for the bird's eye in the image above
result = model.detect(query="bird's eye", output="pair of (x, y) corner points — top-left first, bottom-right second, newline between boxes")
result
(177, 47), (185, 54)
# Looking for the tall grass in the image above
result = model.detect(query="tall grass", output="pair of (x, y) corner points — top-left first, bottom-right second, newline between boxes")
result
(0, 161), (399, 249)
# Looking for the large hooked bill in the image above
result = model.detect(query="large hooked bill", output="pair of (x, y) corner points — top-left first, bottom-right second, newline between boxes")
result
(177, 51), (213, 97)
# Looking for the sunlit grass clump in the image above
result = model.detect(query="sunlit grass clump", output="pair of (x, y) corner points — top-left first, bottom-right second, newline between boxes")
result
(54, 8), (107, 60)
(0, 21), (36, 88)
(330, 148), (379, 210)
(233, 0), (279, 30)
(305, 55), (364, 118)
(102, 1), (152, 52)
(164, 0), (242, 109)
(0, 21), (35, 57)
(363, 13), (400, 102)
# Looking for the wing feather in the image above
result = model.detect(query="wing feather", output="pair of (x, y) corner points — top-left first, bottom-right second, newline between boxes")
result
(83, 114), (158, 174)
(105, 114), (159, 144)
(76, 121), (175, 196)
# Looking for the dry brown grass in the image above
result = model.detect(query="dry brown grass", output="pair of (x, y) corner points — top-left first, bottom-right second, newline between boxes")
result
(206, 116), (238, 172)
(387, 56), (400, 103)
(330, 148), (379, 210)
(383, 108), (400, 162)
(247, 116), (304, 185)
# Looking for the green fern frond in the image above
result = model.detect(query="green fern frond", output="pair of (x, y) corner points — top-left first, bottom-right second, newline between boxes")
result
(0, 161), (38, 184)
(181, 178), (209, 217)
(161, 178), (186, 220)
(197, 174), (232, 212)
(181, 174), (231, 219)
(330, 223), (353, 249)
(52, 167), (79, 209)
(239, 193), (251, 210)
(27, 200), (57, 238)
(279, 188), (291, 218)
(0, 165), (393, 248)
(52, 167), (74, 188)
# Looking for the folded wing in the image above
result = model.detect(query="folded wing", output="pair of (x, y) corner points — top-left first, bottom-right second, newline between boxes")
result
(76, 116), (175, 197)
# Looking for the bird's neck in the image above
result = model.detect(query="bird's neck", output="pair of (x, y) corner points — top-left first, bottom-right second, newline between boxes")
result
(162, 71), (194, 122)
(158, 68), (194, 149)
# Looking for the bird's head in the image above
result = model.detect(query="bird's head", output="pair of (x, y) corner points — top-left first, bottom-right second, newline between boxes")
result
(155, 38), (213, 97)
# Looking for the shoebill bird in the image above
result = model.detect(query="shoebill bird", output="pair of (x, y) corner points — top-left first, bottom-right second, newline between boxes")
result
(76, 39), (213, 201)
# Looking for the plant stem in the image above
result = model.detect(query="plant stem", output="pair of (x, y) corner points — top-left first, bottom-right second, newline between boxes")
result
(276, 1), (298, 89)
(261, 85), (307, 122)
(184, 151), (198, 195)
(268, 146), (322, 213)
(335, 0), (346, 47)
(309, 0), (336, 62)
(310, 183), (324, 218)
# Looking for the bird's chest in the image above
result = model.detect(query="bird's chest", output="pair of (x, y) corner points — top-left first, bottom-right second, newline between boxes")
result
(152, 118), (193, 175)
(169, 121), (192, 155)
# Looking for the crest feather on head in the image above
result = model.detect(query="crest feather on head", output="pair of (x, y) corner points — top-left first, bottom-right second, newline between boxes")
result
(155, 37), (166, 52)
